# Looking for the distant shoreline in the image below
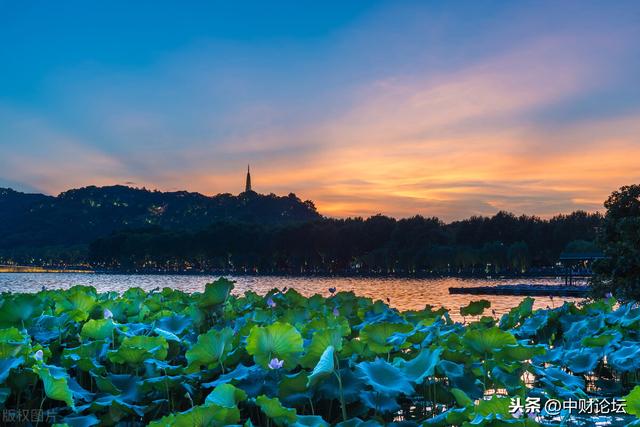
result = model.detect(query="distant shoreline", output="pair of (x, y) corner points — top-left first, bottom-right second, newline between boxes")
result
(0, 265), (94, 274)
(0, 265), (590, 281)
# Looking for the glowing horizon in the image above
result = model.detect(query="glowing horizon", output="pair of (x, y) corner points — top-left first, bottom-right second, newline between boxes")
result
(1, 1), (639, 220)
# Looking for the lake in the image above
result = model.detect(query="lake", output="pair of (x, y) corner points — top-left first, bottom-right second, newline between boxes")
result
(0, 273), (584, 319)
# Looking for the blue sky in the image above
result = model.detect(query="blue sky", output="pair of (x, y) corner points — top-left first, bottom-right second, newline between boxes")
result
(1, 1), (639, 219)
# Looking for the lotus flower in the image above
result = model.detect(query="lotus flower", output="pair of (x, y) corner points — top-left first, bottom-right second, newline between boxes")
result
(268, 357), (284, 370)
(328, 287), (336, 294)
(34, 349), (44, 361)
(103, 308), (114, 319)
(605, 292), (613, 299)
(333, 307), (339, 316)
(266, 297), (276, 308)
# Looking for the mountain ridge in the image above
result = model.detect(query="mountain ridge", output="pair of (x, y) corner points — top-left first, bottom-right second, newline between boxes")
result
(0, 185), (320, 250)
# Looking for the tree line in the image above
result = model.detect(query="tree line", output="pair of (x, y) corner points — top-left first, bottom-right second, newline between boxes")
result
(89, 210), (602, 275)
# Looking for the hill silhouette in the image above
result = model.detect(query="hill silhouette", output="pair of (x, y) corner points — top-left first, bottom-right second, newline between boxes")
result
(0, 185), (320, 250)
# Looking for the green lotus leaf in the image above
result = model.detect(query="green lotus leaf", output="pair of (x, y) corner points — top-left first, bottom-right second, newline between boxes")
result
(291, 415), (330, 427)
(303, 315), (351, 337)
(0, 327), (30, 358)
(451, 388), (473, 407)
(55, 287), (97, 322)
(581, 332), (620, 348)
(495, 344), (546, 361)
(359, 322), (413, 354)
(0, 357), (23, 383)
(462, 327), (516, 354)
(246, 322), (303, 369)
(475, 395), (512, 417)
(81, 319), (115, 341)
(499, 297), (534, 329)
(205, 383), (247, 408)
(107, 335), (168, 365)
(355, 358), (414, 396)
(255, 395), (297, 426)
(307, 346), (335, 388)
(33, 363), (75, 408)
(624, 385), (640, 416)
(198, 278), (235, 308)
(148, 403), (240, 427)
(460, 300), (491, 317)
(395, 347), (442, 384)
(185, 327), (235, 372)
(301, 327), (343, 368)
(0, 294), (43, 326)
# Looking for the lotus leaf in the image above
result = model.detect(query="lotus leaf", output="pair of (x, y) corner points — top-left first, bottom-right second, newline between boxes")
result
(148, 403), (240, 426)
(359, 322), (413, 354)
(307, 345), (335, 387)
(33, 363), (75, 408)
(81, 319), (115, 341)
(355, 358), (414, 396)
(198, 278), (234, 308)
(246, 322), (303, 369)
(108, 335), (168, 365)
(395, 347), (442, 384)
(463, 327), (517, 354)
(255, 394), (297, 426)
(460, 300), (491, 317)
(0, 327), (30, 358)
(205, 383), (247, 408)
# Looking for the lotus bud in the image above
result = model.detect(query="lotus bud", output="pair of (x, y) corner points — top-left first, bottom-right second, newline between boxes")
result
(104, 308), (114, 319)
(268, 357), (284, 370)
(332, 307), (339, 316)
(605, 292), (613, 299)
(266, 297), (276, 308)
(34, 349), (44, 361)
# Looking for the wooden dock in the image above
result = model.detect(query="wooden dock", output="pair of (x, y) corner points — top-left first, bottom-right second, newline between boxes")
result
(449, 284), (589, 297)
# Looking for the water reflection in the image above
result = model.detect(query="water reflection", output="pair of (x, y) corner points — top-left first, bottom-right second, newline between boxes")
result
(0, 273), (583, 320)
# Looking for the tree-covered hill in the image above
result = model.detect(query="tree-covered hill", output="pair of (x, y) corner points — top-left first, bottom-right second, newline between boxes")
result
(0, 185), (320, 250)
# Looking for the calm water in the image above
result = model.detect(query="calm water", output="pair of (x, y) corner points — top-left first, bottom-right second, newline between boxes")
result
(0, 273), (583, 318)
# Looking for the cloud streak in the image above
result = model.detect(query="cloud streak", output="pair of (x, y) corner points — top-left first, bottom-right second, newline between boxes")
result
(0, 2), (639, 220)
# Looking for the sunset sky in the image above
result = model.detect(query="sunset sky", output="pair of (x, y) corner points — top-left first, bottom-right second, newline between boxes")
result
(1, 1), (639, 220)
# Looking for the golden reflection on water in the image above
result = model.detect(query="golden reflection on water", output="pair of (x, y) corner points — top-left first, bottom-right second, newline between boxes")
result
(0, 273), (583, 321)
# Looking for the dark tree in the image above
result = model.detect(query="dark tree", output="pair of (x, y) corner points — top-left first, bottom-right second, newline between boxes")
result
(592, 185), (640, 299)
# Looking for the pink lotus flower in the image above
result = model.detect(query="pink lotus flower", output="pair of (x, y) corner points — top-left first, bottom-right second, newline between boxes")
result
(268, 357), (284, 370)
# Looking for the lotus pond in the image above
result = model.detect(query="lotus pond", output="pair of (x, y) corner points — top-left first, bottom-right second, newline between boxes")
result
(1, 278), (640, 426)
